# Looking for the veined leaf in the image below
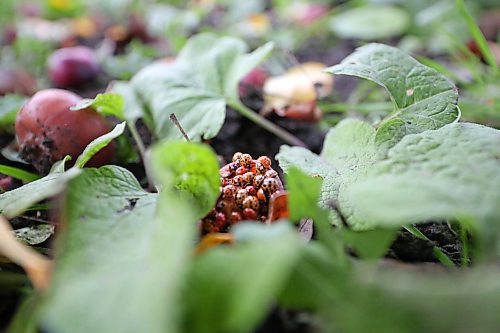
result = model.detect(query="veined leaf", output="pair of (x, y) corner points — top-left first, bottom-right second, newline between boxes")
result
(70, 93), (125, 120)
(347, 123), (500, 253)
(149, 140), (220, 219)
(131, 33), (274, 141)
(40, 166), (196, 333)
(326, 43), (459, 150)
(277, 119), (378, 229)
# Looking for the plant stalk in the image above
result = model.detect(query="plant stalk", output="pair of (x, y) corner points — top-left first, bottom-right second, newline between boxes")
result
(228, 100), (307, 148)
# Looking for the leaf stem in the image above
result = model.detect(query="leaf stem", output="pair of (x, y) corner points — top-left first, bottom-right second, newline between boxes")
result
(127, 121), (155, 191)
(228, 100), (307, 148)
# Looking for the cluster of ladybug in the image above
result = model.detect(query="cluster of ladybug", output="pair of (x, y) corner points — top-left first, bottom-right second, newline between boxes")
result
(201, 152), (284, 234)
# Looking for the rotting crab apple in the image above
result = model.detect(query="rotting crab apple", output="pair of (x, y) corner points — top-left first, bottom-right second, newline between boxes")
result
(201, 153), (285, 234)
(47, 46), (100, 87)
(15, 89), (115, 174)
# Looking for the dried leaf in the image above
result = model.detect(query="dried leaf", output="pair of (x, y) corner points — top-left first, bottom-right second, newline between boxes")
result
(0, 215), (52, 291)
(262, 62), (333, 119)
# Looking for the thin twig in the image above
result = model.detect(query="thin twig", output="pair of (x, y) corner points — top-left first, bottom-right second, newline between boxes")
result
(169, 113), (191, 142)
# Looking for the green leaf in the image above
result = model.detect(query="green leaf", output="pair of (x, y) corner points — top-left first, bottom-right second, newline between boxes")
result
(0, 168), (81, 218)
(0, 164), (40, 182)
(332, 265), (500, 333)
(184, 222), (303, 333)
(278, 242), (349, 310)
(149, 140), (220, 219)
(74, 122), (126, 168)
(131, 33), (273, 141)
(40, 166), (196, 333)
(0, 95), (26, 131)
(456, 0), (498, 72)
(277, 119), (379, 229)
(110, 81), (145, 122)
(347, 123), (500, 251)
(70, 93), (125, 120)
(326, 43), (460, 150)
(342, 229), (397, 260)
(14, 224), (54, 245)
(330, 5), (410, 40)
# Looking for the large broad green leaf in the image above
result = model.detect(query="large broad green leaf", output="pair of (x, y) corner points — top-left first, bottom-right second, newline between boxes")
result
(326, 43), (459, 150)
(184, 222), (303, 333)
(131, 33), (273, 141)
(330, 264), (500, 333)
(330, 6), (410, 40)
(149, 140), (220, 219)
(40, 166), (196, 333)
(347, 123), (500, 247)
(277, 119), (378, 229)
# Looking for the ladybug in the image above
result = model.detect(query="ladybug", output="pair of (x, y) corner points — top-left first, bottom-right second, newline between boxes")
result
(232, 175), (245, 186)
(265, 170), (278, 179)
(235, 189), (247, 206)
(253, 174), (265, 188)
(243, 172), (254, 185)
(229, 211), (242, 224)
(255, 161), (267, 175)
(242, 208), (257, 220)
(232, 152), (243, 162)
(261, 178), (279, 194)
(236, 166), (248, 175)
(242, 196), (260, 210)
(257, 156), (272, 168)
(215, 212), (227, 228)
(240, 153), (253, 168)
(245, 185), (256, 196)
(222, 185), (237, 199)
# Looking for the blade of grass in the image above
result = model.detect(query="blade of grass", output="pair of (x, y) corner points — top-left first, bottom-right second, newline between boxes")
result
(459, 225), (470, 267)
(0, 165), (40, 183)
(455, 0), (498, 72)
(405, 225), (455, 268)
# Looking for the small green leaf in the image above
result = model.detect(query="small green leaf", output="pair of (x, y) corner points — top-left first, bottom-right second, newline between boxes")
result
(70, 93), (125, 120)
(131, 33), (273, 141)
(0, 167), (81, 218)
(74, 122), (126, 168)
(150, 140), (219, 219)
(0, 95), (26, 131)
(326, 43), (459, 150)
(49, 156), (72, 174)
(330, 5), (410, 40)
(14, 224), (54, 245)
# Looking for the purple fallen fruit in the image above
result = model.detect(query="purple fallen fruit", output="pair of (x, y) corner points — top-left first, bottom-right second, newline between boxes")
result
(47, 46), (100, 87)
